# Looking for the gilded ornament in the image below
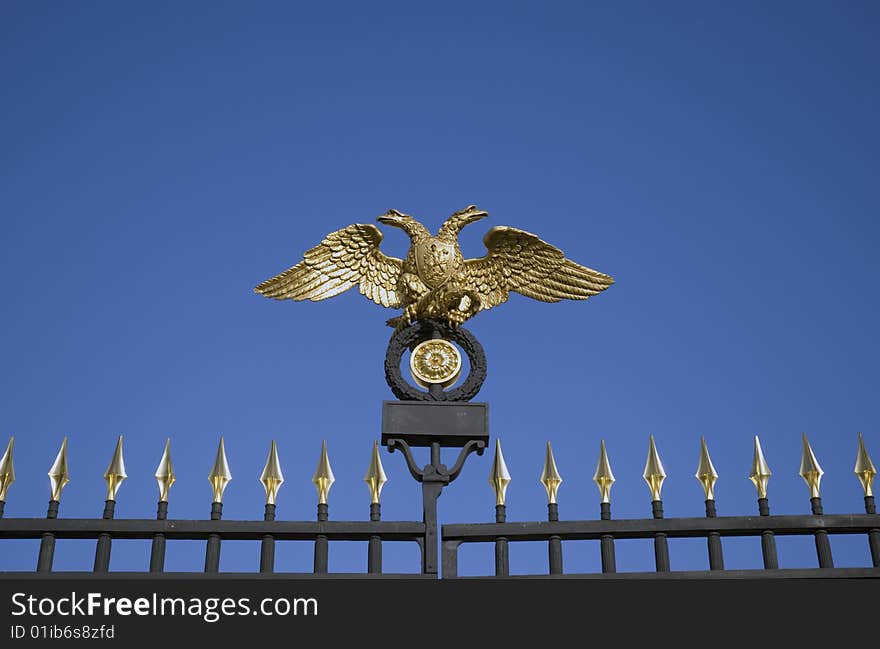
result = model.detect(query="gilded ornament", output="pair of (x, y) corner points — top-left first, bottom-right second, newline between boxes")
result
(410, 339), (462, 388)
(854, 432), (876, 498)
(255, 206), (614, 329)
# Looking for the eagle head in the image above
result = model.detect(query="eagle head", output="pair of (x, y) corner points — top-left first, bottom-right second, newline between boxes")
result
(376, 208), (414, 227)
(450, 204), (488, 225)
(376, 209), (432, 241)
(437, 205), (488, 240)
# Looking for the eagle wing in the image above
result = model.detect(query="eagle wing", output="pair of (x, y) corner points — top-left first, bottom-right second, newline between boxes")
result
(462, 226), (614, 312)
(254, 223), (404, 308)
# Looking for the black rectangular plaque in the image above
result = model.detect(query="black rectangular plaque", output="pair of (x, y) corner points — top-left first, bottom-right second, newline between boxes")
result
(381, 401), (489, 447)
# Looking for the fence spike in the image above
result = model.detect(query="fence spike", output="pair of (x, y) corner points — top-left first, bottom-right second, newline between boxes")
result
(364, 440), (388, 505)
(488, 439), (511, 506)
(695, 436), (719, 500)
(312, 440), (335, 505)
(540, 441), (563, 504)
(48, 437), (71, 502)
(593, 439), (615, 504)
(260, 440), (285, 505)
(643, 435), (666, 501)
(103, 435), (127, 501)
(208, 437), (232, 503)
(749, 435), (772, 499)
(855, 432), (876, 498)
(0, 436), (14, 502)
(155, 438), (176, 503)
(799, 433), (824, 499)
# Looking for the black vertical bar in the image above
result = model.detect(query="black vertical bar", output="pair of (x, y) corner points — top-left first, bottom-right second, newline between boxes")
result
(494, 504), (509, 577)
(420, 442), (442, 576)
(547, 502), (562, 575)
(36, 500), (59, 573)
(368, 502), (382, 574)
(442, 540), (460, 578)
(757, 497), (778, 569)
(149, 501), (168, 573)
(865, 496), (880, 567)
(421, 481), (442, 575)
(260, 503), (276, 573)
(93, 499), (116, 572)
(416, 538), (425, 575)
(204, 502), (222, 573)
(651, 500), (670, 572)
(705, 499), (724, 570)
(599, 502), (616, 573)
(0, 500), (5, 519)
(810, 497), (834, 568)
(314, 503), (329, 574)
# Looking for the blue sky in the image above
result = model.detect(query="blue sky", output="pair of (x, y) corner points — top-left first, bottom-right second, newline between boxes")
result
(1, 1), (878, 576)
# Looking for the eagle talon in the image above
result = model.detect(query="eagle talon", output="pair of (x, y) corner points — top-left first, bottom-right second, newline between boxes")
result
(387, 304), (420, 330)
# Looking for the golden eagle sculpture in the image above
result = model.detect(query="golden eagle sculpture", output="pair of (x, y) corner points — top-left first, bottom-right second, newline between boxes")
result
(254, 205), (614, 329)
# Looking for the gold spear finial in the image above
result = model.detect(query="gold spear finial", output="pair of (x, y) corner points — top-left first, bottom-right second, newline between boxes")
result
(364, 441), (388, 505)
(260, 440), (284, 505)
(643, 435), (666, 501)
(154, 438), (175, 502)
(488, 439), (511, 506)
(0, 437), (14, 502)
(592, 439), (615, 503)
(854, 432), (876, 498)
(312, 440), (335, 505)
(103, 435), (127, 501)
(208, 437), (232, 503)
(749, 435), (772, 499)
(799, 433), (824, 499)
(540, 441), (563, 504)
(48, 437), (70, 501)
(695, 436), (719, 500)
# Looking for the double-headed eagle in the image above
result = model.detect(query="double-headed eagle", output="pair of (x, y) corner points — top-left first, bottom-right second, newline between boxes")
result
(254, 205), (614, 328)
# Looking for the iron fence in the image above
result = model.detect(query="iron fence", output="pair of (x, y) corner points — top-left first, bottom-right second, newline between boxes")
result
(0, 515), (426, 577)
(439, 432), (880, 578)
(1, 431), (878, 579)
(442, 510), (880, 578)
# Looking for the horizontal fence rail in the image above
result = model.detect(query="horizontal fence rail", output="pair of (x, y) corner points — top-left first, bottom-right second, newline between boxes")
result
(0, 519), (426, 542)
(441, 513), (880, 578)
(0, 518), (426, 577)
